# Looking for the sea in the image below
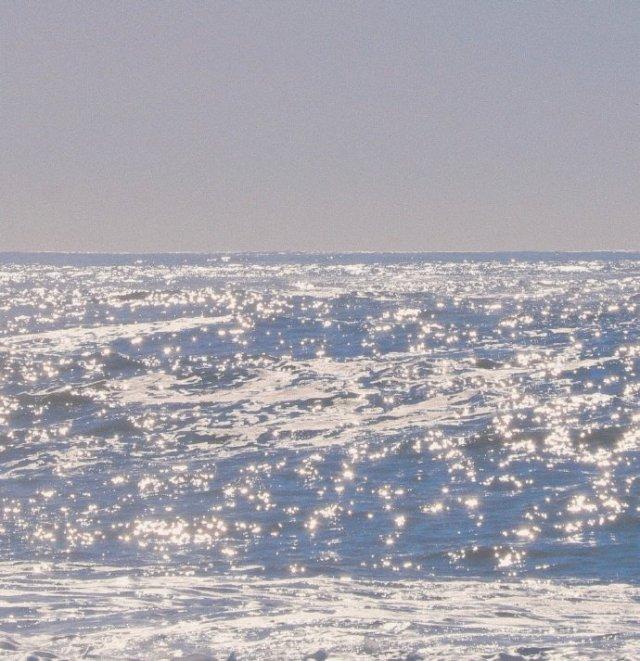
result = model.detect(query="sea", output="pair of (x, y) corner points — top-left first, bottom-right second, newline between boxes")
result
(1, 252), (639, 659)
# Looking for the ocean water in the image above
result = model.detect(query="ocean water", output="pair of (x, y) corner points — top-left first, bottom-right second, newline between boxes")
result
(1, 252), (639, 659)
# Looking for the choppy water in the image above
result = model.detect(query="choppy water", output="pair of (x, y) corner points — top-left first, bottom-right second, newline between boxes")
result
(1, 252), (639, 658)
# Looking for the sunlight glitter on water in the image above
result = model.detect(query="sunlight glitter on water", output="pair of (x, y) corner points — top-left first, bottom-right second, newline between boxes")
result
(1, 252), (640, 657)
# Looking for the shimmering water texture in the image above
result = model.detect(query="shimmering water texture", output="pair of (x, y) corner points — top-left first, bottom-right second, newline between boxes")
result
(1, 252), (640, 658)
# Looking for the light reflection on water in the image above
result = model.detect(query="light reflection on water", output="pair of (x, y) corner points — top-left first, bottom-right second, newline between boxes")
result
(2, 253), (639, 588)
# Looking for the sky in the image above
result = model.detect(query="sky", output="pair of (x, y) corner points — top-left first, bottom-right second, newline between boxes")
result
(1, 1), (638, 252)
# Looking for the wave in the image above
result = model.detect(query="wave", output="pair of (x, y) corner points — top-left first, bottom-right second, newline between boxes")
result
(0, 564), (638, 659)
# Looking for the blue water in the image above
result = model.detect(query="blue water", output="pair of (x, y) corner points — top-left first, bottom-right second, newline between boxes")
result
(1, 252), (639, 657)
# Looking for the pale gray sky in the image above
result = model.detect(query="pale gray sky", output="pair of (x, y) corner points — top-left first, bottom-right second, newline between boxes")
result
(1, 1), (638, 252)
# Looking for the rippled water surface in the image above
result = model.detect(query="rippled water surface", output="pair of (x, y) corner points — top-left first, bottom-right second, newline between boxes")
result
(1, 252), (640, 658)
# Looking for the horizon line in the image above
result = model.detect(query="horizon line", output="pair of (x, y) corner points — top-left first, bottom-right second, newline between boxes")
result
(2, 249), (640, 256)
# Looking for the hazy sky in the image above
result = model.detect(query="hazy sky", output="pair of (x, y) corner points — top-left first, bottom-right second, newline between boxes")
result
(2, 1), (638, 252)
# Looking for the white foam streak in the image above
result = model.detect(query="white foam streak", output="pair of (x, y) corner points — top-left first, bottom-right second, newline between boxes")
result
(1, 564), (638, 659)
